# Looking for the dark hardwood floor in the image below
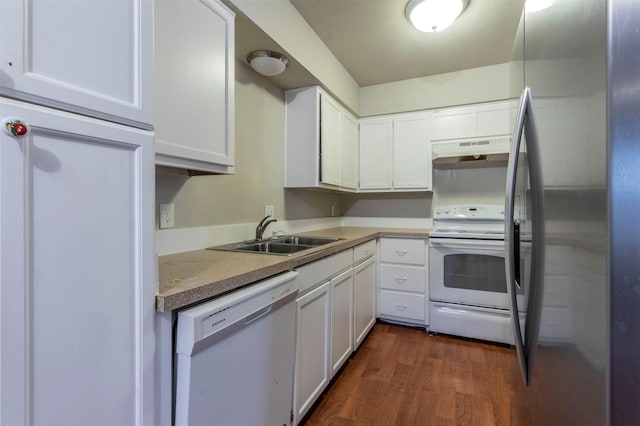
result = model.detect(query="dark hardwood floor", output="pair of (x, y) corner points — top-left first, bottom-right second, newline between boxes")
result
(302, 322), (528, 426)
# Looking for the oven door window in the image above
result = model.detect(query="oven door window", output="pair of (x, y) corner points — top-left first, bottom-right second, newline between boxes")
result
(443, 253), (524, 294)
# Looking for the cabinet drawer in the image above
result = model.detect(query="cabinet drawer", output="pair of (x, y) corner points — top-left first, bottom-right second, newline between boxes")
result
(379, 264), (425, 293)
(379, 290), (425, 321)
(379, 238), (425, 265)
(296, 250), (352, 294)
(353, 240), (376, 264)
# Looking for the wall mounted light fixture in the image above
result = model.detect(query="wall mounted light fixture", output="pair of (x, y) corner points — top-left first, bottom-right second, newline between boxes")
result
(246, 50), (289, 76)
(405, 0), (470, 33)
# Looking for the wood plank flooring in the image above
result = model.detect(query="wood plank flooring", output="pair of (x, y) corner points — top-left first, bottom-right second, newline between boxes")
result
(302, 322), (525, 426)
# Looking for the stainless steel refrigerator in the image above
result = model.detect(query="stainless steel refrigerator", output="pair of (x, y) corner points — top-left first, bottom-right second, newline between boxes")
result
(506, 0), (639, 424)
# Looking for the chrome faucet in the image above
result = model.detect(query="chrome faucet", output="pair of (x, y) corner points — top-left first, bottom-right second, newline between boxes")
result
(255, 215), (277, 242)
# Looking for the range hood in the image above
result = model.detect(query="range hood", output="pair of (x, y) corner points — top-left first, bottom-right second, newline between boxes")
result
(432, 137), (511, 168)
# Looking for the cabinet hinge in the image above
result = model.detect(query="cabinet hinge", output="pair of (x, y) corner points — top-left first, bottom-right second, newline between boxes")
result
(290, 410), (294, 425)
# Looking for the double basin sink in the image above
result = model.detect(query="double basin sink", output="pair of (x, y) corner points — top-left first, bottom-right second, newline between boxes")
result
(208, 235), (343, 256)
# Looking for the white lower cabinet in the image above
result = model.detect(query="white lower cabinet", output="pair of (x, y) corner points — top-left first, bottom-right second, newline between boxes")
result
(294, 281), (331, 423)
(353, 251), (377, 350)
(330, 269), (354, 376)
(293, 242), (378, 424)
(378, 237), (428, 326)
(293, 250), (352, 424)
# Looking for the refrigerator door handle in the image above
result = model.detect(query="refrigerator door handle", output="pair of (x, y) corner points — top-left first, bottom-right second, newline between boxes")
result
(505, 87), (528, 385)
(506, 86), (545, 386)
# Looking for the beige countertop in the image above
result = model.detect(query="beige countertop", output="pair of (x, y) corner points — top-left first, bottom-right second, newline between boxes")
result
(156, 226), (430, 312)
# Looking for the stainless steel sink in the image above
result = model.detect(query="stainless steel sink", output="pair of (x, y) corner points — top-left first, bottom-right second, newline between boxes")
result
(207, 235), (342, 256)
(234, 242), (311, 255)
(271, 236), (342, 246)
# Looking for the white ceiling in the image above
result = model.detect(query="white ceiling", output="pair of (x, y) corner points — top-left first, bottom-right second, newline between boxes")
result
(289, 0), (523, 87)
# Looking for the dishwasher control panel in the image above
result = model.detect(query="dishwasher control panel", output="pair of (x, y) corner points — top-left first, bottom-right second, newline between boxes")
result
(176, 271), (298, 356)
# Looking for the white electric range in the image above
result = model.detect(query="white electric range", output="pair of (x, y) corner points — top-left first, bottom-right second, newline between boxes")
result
(428, 204), (529, 345)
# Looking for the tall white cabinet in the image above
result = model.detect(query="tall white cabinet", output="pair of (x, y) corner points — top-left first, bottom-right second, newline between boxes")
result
(0, 1), (155, 424)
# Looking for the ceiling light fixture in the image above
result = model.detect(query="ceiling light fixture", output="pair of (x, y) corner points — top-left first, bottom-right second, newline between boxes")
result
(246, 50), (289, 76)
(405, 0), (470, 33)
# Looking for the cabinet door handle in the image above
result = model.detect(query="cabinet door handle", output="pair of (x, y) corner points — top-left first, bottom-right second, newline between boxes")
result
(3, 117), (30, 138)
(395, 303), (408, 311)
(394, 277), (408, 283)
(395, 250), (407, 256)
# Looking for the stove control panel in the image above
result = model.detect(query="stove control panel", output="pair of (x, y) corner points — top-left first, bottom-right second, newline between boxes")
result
(433, 204), (505, 220)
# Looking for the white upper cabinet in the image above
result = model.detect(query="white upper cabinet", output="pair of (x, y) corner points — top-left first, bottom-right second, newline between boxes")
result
(340, 111), (359, 190)
(359, 117), (393, 190)
(0, 0), (152, 129)
(154, 0), (235, 174)
(393, 112), (431, 190)
(359, 112), (431, 192)
(431, 101), (511, 141)
(320, 95), (342, 186)
(285, 86), (358, 191)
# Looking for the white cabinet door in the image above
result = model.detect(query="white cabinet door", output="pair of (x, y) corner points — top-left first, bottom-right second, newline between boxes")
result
(154, 0), (235, 173)
(320, 94), (342, 186)
(340, 111), (359, 190)
(431, 102), (510, 141)
(359, 117), (393, 190)
(0, 99), (155, 426)
(431, 106), (476, 141)
(393, 112), (431, 189)
(353, 257), (376, 349)
(330, 269), (353, 376)
(0, 0), (152, 128)
(294, 282), (331, 423)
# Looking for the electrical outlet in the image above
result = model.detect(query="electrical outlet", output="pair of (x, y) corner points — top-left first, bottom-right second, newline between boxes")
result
(330, 205), (336, 217)
(264, 205), (275, 217)
(159, 203), (175, 229)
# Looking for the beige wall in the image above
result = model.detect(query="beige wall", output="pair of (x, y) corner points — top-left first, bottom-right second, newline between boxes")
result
(341, 192), (433, 218)
(155, 60), (341, 228)
(359, 63), (511, 117)
(229, 0), (360, 114)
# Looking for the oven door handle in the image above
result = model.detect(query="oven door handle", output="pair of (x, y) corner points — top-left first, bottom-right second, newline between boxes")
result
(505, 87), (546, 386)
(429, 238), (505, 249)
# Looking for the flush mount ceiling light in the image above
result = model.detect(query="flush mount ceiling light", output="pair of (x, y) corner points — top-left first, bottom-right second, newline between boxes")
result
(246, 50), (289, 76)
(405, 0), (470, 33)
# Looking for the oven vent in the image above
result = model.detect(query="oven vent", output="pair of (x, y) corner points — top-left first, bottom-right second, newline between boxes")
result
(432, 137), (511, 169)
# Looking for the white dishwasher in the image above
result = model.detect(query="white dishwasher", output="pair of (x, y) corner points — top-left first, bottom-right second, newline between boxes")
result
(175, 271), (299, 426)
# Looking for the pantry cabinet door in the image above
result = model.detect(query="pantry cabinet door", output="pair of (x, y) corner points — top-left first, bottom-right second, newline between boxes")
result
(0, 0), (152, 128)
(0, 99), (155, 426)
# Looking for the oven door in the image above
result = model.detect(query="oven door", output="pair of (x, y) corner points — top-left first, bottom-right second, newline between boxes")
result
(429, 238), (529, 311)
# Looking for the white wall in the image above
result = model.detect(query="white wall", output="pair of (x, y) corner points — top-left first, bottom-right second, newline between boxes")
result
(359, 63), (511, 117)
